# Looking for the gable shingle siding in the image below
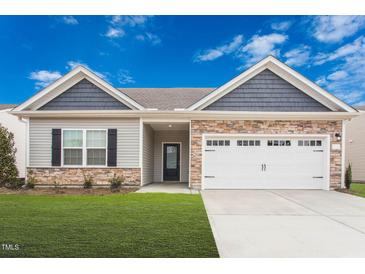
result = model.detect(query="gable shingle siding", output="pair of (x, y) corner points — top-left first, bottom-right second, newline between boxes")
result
(203, 69), (331, 112)
(39, 79), (131, 110)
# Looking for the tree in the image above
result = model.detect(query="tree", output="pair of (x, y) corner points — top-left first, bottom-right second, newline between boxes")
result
(0, 124), (18, 186)
(345, 163), (352, 190)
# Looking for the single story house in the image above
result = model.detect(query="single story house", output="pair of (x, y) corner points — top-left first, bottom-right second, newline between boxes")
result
(11, 56), (359, 190)
(346, 106), (365, 183)
(0, 104), (26, 178)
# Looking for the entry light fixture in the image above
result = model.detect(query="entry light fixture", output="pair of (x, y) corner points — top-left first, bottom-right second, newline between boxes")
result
(168, 124), (172, 128)
(335, 133), (341, 141)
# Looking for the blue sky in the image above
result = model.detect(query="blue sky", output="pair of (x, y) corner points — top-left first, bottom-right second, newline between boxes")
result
(0, 15), (365, 106)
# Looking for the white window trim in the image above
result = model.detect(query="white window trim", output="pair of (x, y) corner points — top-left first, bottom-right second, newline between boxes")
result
(61, 129), (108, 168)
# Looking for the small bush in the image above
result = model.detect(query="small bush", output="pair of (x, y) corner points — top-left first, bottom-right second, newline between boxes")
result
(345, 163), (352, 189)
(109, 174), (124, 191)
(5, 178), (24, 189)
(83, 174), (94, 189)
(0, 125), (18, 186)
(26, 170), (37, 189)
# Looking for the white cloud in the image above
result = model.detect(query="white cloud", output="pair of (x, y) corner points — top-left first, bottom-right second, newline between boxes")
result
(105, 27), (125, 38)
(334, 90), (363, 104)
(271, 21), (292, 31)
(29, 70), (62, 88)
(238, 33), (287, 67)
(284, 45), (311, 67)
(316, 76), (328, 86)
(194, 35), (244, 62)
(62, 16), (78, 25)
(312, 16), (365, 43)
(118, 70), (135, 85)
(327, 70), (349, 81)
(135, 32), (161, 45)
(112, 16), (151, 27)
(66, 61), (106, 79)
(314, 36), (365, 65)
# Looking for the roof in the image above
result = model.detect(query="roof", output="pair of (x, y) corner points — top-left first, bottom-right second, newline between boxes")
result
(0, 104), (17, 110)
(355, 105), (365, 111)
(119, 88), (215, 110)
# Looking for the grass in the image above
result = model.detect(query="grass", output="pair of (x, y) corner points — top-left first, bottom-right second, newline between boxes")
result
(349, 183), (365, 198)
(0, 193), (218, 258)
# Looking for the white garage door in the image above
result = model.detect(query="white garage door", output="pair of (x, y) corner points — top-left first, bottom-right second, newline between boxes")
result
(203, 136), (329, 189)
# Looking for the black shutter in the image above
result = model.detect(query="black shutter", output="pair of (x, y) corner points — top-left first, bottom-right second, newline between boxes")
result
(108, 129), (117, 166)
(52, 129), (61, 166)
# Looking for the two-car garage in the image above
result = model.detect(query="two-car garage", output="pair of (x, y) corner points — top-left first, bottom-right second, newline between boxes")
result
(202, 135), (330, 190)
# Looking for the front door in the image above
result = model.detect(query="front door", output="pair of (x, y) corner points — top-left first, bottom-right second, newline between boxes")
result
(163, 143), (180, 181)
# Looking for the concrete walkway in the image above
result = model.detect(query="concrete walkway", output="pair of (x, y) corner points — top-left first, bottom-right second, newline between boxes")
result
(137, 182), (199, 194)
(202, 190), (365, 257)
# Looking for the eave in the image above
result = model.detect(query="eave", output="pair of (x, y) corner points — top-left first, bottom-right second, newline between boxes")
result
(10, 110), (360, 121)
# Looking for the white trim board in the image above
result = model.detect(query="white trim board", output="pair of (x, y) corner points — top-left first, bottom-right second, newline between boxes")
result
(188, 56), (357, 113)
(14, 66), (144, 111)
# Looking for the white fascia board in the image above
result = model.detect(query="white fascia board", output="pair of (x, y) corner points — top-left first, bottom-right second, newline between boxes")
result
(188, 56), (357, 113)
(10, 110), (360, 120)
(14, 66), (144, 111)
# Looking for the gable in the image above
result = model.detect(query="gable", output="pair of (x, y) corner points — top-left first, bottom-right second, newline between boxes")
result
(39, 79), (131, 110)
(203, 69), (331, 112)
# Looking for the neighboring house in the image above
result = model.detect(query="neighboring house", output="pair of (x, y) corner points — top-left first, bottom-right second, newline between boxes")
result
(0, 104), (26, 178)
(346, 105), (365, 182)
(11, 56), (358, 189)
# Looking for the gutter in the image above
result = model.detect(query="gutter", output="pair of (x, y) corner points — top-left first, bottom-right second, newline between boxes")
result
(9, 110), (360, 120)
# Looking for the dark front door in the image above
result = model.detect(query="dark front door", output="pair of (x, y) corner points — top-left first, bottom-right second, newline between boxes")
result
(163, 143), (180, 181)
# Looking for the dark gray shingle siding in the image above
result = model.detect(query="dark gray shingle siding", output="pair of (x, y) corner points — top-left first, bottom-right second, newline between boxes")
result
(39, 79), (131, 110)
(204, 69), (331, 112)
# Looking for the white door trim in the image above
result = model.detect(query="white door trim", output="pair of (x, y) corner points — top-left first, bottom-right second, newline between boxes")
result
(201, 133), (331, 190)
(161, 142), (182, 182)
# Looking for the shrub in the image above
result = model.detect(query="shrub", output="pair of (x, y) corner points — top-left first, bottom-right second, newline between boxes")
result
(345, 163), (353, 190)
(26, 170), (37, 189)
(109, 174), (124, 191)
(83, 174), (94, 189)
(0, 125), (18, 187)
(5, 178), (24, 189)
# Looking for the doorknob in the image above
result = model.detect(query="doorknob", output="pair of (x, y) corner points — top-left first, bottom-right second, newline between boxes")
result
(264, 164), (266, 171)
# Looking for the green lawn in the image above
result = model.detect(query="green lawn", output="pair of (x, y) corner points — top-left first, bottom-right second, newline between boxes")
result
(349, 183), (365, 198)
(0, 193), (218, 258)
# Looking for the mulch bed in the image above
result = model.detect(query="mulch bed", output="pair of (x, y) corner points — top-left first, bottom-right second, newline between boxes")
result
(0, 187), (138, 196)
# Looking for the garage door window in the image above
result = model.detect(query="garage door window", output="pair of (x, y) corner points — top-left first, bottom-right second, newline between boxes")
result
(206, 140), (231, 146)
(267, 140), (291, 146)
(237, 140), (260, 146)
(298, 140), (322, 147)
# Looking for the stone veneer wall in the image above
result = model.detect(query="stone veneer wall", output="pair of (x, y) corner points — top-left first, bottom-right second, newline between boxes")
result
(190, 120), (342, 190)
(27, 167), (141, 187)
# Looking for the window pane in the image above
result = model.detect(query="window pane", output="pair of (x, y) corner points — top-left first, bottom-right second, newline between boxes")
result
(64, 149), (82, 165)
(225, 140), (230, 146)
(268, 140), (273, 146)
(243, 140), (248, 146)
(286, 140), (291, 146)
(87, 130), (106, 148)
(255, 140), (260, 146)
(237, 140), (242, 146)
(206, 140), (212, 146)
(63, 130), (82, 147)
(316, 140), (322, 146)
(218, 140), (224, 146)
(310, 140), (316, 146)
(213, 140), (218, 146)
(298, 140), (303, 146)
(165, 146), (177, 169)
(87, 149), (106, 166)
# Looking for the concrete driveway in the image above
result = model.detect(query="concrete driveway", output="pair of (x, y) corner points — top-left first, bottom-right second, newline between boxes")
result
(202, 190), (365, 257)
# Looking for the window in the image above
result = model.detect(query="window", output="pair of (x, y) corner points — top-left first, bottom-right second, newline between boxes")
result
(267, 140), (291, 147)
(237, 139), (261, 147)
(298, 139), (323, 147)
(86, 130), (107, 165)
(208, 139), (231, 147)
(62, 129), (107, 166)
(224, 140), (230, 146)
(218, 140), (224, 146)
(63, 130), (83, 165)
(206, 140), (212, 146)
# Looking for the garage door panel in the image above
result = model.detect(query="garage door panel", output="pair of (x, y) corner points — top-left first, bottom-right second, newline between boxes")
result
(203, 136), (327, 190)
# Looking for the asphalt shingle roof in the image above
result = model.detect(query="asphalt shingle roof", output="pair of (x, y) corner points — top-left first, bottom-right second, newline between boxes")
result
(0, 104), (17, 110)
(119, 88), (215, 110)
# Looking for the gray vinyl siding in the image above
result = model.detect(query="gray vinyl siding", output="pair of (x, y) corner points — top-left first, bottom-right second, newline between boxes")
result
(346, 112), (365, 182)
(39, 79), (131, 110)
(204, 69), (331, 112)
(29, 118), (140, 167)
(153, 130), (189, 182)
(142, 124), (154, 185)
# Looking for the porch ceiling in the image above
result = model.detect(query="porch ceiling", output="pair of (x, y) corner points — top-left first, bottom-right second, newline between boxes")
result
(146, 122), (189, 131)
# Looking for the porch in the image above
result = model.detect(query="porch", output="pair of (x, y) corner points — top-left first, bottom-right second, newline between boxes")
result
(141, 121), (191, 188)
(137, 182), (199, 194)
